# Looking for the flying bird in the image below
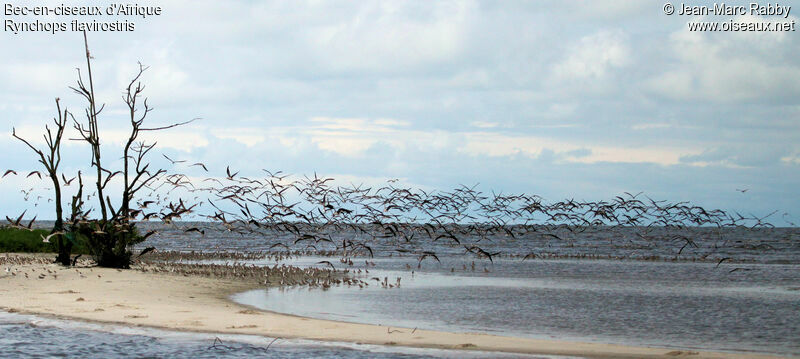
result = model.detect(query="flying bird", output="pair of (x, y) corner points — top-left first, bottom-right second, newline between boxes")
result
(61, 174), (76, 186)
(137, 247), (156, 257)
(317, 260), (336, 269)
(162, 154), (186, 164)
(40, 231), (64, 243)
(226, 166), (239, 180)
(185, 227), (205, 235)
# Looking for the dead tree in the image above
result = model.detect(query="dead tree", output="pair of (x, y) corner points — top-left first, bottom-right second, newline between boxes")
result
(117, 63), (194, 223)
(12, 99), (71, 265)
(67, 31), (195, 268)
(70, 31), (108, 222)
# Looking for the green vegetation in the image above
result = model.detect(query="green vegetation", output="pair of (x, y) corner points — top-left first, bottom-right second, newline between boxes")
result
(73, 221), (145, 268)
(0, 226), (90, 255)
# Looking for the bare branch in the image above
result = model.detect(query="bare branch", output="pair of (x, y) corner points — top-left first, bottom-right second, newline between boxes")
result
(139, 117), (200, 131)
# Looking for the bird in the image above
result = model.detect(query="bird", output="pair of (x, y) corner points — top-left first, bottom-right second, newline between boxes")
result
(226, 166), (239, 180)
(62, 174), (76, 186)
(40, 231), (64, 243)
(6, 210), (26, 227)
(184, 227), (205, 235)
(317, 260), (335, 269)
(522, 252), (537, 261)
(138, 247), (156, 257)
(162, 154), (186, 164)
(139, 200), (155, 208)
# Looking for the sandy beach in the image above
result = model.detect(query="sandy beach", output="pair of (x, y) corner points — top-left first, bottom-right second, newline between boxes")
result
(0, 254), (788, 359)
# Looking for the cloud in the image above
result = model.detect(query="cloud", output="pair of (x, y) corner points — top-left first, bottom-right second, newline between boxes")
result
(304, 117), (447, 157)
(631, 123), (672, 130)
(646, 14), (800, 102)
(781, 153), (800, 165)
(149, 116), (703, 167)
(459, 132), (694, 165)
(679, 145), (795, 168)
(296, 1), (476, 73)
(569, 0), (650, 20)
(469, 121), (498, 128)
(0, 63), (74, 94)
(553, 29), (631, 80)
(213, 128), (265, 147)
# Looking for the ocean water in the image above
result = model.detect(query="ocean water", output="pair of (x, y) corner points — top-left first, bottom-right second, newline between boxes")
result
(138, 223), (800, 264)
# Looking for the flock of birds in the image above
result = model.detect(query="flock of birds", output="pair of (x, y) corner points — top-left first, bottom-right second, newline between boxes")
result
(136, 260), (367, 289)
(0, 255), (94, 280)
(0, 159), (789, 267)
(151, 163), (785, 262)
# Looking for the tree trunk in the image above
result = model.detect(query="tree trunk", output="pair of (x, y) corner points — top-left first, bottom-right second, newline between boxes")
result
(51, 175), (71, 266)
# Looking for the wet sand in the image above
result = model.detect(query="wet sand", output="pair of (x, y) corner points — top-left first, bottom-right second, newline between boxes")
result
(0, 254), (788, 359)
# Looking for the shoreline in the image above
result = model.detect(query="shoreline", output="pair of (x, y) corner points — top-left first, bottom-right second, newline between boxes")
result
(0, 255), (790, 359)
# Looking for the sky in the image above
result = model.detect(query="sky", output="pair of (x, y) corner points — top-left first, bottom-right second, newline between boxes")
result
(0, 0), (798, 224)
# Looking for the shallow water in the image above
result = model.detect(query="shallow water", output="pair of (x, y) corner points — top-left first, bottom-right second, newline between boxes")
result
(0, 312), (565, 359)
(231, 257), (800, 356)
